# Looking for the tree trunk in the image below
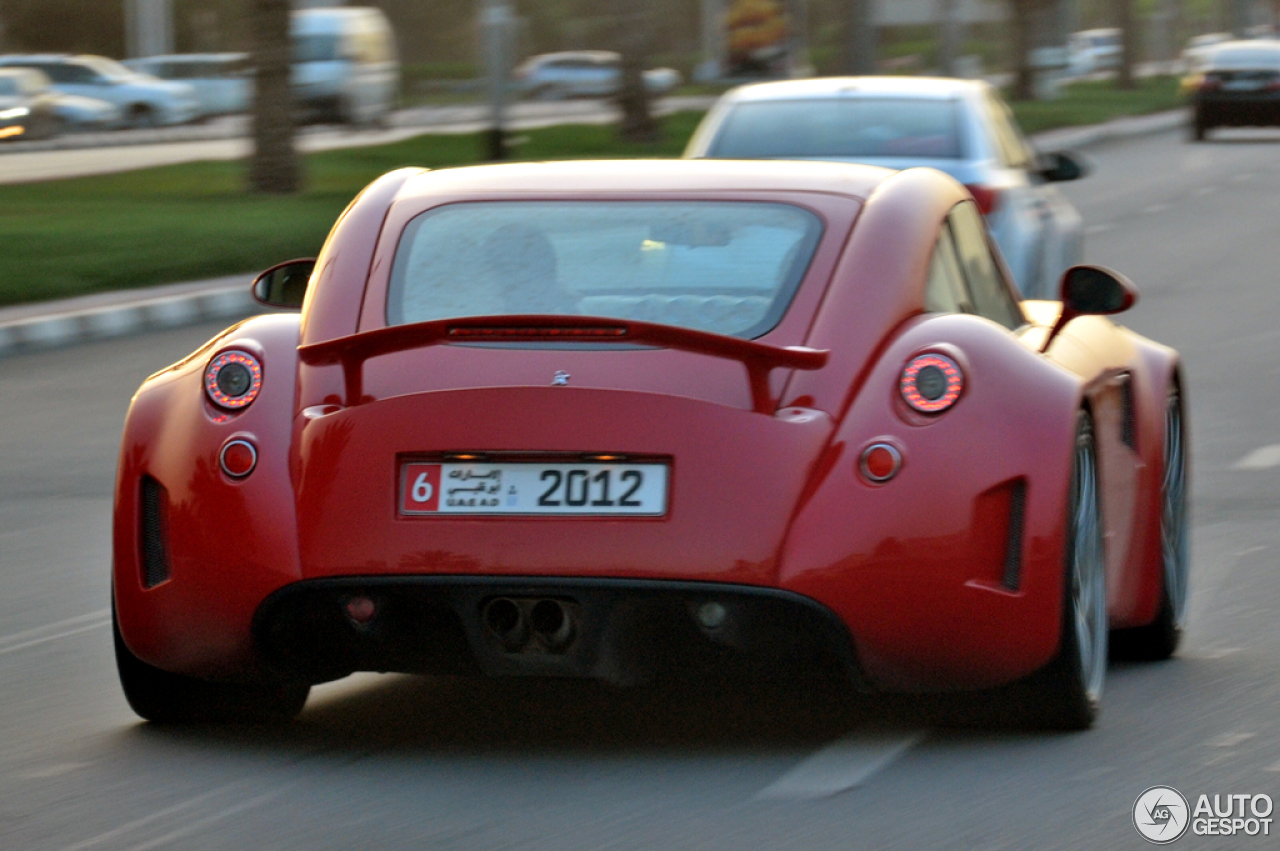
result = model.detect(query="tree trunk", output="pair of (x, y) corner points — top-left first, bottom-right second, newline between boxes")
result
(614, 4), (659, 143)
(248, 0), (300, 194)
(1010, 0), (1035, 100)
(842, 0), (875, 75)
(1117, 0), (1136, 90)
(938, 0), (962, 78)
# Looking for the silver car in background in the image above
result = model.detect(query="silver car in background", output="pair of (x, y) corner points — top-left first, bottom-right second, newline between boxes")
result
(515, 51), (682, 101)
(0, 54), (198, 127)
(124, 53), (251, 118)
(683, 76), (1086, 300)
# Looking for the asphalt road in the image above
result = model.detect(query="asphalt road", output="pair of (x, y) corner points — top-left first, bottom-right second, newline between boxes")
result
(2, 125), (1280, 850)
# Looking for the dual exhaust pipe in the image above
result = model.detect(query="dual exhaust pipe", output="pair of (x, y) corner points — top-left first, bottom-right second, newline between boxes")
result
(482, 597), (577, 654)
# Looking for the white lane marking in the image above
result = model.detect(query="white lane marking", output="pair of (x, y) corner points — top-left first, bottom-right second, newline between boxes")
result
(1085, 223), (1114, 235)
(1209, 732), (1256, 748)
(1143, 203), (1171, 214)
(1190, 647), (1242, 659)
(0, 609), (110, 656)
(120, 786), (293, 851)
(18, 762), (92, 779)
(1193, 186), (1218, 197)
(1233, 445), (1280, 470)
(756, 730), (925, 800)
(60, 785), (245, 851)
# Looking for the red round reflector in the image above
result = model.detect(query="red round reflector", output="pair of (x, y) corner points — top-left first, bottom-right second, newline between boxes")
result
(860, 443), (902, 483)
(219, 439), (258, 478)
(900, 353), (964, 414)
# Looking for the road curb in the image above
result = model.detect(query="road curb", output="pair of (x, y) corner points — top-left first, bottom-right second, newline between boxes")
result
(0, 283), (258, 359)
(0, 107), (1190, 361)
(1029, 107), (1187, 153)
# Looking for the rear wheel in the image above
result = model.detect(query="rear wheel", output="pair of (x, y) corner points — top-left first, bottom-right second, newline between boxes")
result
(1111, 385), (1187, 661)
(1191, 113), (1210, 141)
(127, 104), (157, 129)
(114, 605), (309, 724)
(1020, 413), (1107, 730)
(531, 83), (567, 101)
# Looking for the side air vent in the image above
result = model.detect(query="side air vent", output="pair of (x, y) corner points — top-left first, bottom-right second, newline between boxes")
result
(1120, 375), (1137, 450)
(1001, 480), (1027, 591)
(139, 475), (172, 588)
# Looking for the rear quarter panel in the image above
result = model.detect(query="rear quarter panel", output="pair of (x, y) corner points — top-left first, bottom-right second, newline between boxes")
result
(113, 315), (304, 678)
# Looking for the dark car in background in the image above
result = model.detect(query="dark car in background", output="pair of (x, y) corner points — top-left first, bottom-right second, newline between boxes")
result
(1186, 40), (1280, 140)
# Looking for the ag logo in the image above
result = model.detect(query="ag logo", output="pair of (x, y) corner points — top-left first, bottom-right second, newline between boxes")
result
(1134, 786), (1190, 844)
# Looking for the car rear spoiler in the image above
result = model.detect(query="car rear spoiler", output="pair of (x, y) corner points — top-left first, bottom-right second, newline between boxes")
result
(298, 315), (828, 414)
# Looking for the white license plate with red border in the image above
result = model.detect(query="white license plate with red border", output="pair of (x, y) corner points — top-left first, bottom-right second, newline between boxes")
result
(399, 462), (669, 516)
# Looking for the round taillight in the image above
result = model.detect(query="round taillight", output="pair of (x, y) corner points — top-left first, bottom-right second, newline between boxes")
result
(860, 443), (902, 483)
(900, 353), (963, 414)
(205, 351), (262, 410)
(219, 439), (258, 478)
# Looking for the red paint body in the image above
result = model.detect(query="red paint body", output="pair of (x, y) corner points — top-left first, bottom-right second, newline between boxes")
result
(113, 160), (1181, 690)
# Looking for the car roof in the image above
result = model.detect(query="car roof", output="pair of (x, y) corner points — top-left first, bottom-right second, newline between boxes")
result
(0, 54), (73, 63)
(399, 159), (896, 202)
(527, 51), (620, 63)
(719, 76), (988, 104)
(129, 53), (248, 63)
(1202, 39), (1280, 68)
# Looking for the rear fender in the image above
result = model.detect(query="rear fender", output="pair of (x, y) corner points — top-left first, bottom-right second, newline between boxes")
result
(1110, 330), (1183, 628)
(779, 313), (1084, 690)
(112, 314), (303, 678)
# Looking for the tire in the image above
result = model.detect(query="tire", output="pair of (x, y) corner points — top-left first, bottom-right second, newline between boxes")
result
(1020, 413), (1108, 730)
(114, 605), (309, 724)
(1191, 113), (1209, 142)
(1111, 384), (1188, 661)
(127, 104), (157, 129)
(531, 84), (566, 102)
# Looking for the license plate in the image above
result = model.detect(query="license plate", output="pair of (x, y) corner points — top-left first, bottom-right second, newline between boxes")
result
(399, 461), (669, 516)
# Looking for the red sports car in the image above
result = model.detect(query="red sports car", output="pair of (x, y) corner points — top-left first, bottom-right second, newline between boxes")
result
(112, 160), (1188, 729)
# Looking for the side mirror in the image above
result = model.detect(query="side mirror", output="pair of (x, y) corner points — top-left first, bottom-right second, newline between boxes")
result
(252, 258), (316, 309)
(1040, 265), (1138, 353)
(1038, 150), (1088, 183)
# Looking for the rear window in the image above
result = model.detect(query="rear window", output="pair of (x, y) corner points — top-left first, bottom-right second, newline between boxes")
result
(1205, 49), (1280, 71)
(707, 98), (965, 160)
(294, 34), (342, 63)
(387, 201), (823, 339)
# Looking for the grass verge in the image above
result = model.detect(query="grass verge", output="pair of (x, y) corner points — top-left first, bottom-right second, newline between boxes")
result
(1009, 75), (1184, 135)
(0, 112), (701, 307)
(1, 76), (1185, 308)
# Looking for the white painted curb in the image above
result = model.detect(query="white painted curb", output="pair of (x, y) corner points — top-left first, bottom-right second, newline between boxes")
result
(0, 286), (259, 359)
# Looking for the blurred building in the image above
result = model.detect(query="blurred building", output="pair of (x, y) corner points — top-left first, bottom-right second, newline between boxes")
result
(875, 0), (1005, 25)
(125, 0), (172, 57)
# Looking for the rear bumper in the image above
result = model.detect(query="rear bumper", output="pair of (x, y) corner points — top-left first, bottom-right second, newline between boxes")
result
(1194, 95), (1280, 126)
(253, 576), (864, 689)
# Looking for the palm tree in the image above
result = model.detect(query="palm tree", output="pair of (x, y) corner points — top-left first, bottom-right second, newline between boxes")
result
(614, 1), (659, 143)
(248, 0), (299, 194)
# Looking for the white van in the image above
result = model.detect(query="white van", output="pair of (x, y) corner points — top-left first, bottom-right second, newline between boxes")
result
(291, 6), (398, 125)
